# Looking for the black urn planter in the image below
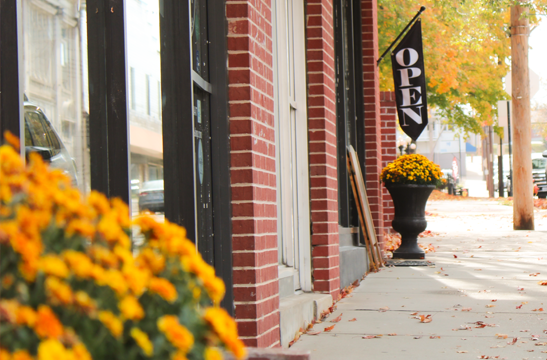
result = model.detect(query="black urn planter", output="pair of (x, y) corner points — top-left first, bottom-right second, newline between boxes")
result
(385, 184), (435, 259)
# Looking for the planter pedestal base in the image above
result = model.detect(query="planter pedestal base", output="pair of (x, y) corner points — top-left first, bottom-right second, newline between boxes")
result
(386, 184), (435, 260)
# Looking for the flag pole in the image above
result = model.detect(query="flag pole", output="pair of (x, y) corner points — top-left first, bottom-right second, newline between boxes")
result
(377, 6), (426, 66)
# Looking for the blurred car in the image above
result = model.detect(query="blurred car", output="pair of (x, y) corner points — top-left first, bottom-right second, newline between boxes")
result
(138, 180), (164, 213)
(24, 100), (78, 186)
(536, 151), (547, 198)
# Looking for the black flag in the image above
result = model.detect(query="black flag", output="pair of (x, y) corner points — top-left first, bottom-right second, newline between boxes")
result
(391, 20), (428, 141)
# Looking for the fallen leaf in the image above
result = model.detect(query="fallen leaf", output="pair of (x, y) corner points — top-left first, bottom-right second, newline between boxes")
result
(530, 273), (540, 276)
(453, 255), (458, 258)
(348, 318), (357, 322)
(462, 308), (472, 311)
(410, 312), (419, 315)
(430, 335), (441, 339)
(520, 330), (530, 332)
(486, 304), (495, 308)
(535, 342), (547, 346)
(518, 287), (525, 291)
(516, 305), (523, 309)
(508, 337), (518, 345)
(456, 350), (468, 353)
(413, 336), (422, 339)
(324, 325), (335, 332)
(539, 281), (547, 286)
(491, 299), (497, 302)
(330, 314), (343, 323)
(522, 301), (529, 305)
(362, 335), (379, 339)
(379, 307), (389, 312)
(306, 330), (322, 335)
(388, 333), (397, 336)
(496, 334), (508, 339)
(420, 315), (432, 323)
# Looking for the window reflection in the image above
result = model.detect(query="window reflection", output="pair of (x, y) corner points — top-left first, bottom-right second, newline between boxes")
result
(127, 0), (164, 219)
(22, 0), (89, 193)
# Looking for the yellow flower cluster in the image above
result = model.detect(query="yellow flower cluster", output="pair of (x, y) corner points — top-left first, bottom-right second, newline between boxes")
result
(380, 154), (443, 185)
(0, 137), (244, 360)
(204, 308), (246, 359)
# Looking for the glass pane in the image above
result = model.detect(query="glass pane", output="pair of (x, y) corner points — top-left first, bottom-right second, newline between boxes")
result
(191, 0), (209, 80)
(127, 0), (164, 223)
(22, 1), (89, 191)
(193, 86), (213, 265)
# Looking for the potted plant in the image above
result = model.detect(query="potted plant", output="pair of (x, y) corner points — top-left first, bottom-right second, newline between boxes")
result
(380, 154), (443, 259)
(0, 134), (245, 360)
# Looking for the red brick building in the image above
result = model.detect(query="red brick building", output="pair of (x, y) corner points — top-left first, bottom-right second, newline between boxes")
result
(226, 0), (395, 347)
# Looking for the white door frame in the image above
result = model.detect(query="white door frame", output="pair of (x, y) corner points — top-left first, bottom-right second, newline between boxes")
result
(273, 0), (311, 292)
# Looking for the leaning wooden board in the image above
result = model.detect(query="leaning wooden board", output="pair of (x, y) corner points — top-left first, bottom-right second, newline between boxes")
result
(346, 145), (384, 271)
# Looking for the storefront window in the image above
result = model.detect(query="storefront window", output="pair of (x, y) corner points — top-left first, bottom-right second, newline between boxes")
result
(22, 0), (90, 194)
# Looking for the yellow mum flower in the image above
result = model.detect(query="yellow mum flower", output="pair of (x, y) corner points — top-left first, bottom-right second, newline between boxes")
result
(11, 350), (33, 360)
(157, 315), (194, 354)
(16, 305), (37, 327)
(98, 311), (123, 338)
(62, 250), (94, 279)
(204, 347), (223, 360)
(119, 295), (144, 321)
(74, 291), (97, 314)
(72, 343), (92, 360)
(130, 327), (153, 356)
(203, 307), (246, 360)
(149, 277), (178, 303)
(34, 306), (63, 339)
(45, 277), (73, 305)
(37, 339), (71, 360)
(123, 265), (150, 296)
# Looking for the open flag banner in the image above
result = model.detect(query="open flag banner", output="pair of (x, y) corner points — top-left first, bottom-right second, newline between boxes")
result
(391, 20), (428, 141)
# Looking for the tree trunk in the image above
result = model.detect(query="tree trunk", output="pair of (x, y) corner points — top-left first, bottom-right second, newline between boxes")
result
(511, 5), (534, 230)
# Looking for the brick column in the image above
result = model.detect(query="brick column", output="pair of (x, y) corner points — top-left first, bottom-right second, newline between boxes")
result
(226, 1), (280, 348)
(361, 0), (384, 244)
(306, 0), (340, 300)
(380, 91), (397, 237)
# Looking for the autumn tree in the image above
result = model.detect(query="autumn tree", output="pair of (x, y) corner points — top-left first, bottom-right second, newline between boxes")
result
(378, 0), (542, 136)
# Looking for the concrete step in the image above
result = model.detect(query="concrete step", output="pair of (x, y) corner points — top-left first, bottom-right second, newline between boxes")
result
(279, 293), (333, 348)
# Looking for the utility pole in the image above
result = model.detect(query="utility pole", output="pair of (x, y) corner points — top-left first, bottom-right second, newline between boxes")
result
(511, 5), (534, 230)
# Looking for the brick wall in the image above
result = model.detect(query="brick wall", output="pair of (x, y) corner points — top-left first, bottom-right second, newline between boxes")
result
(380, 91), (397, 236)
(226, 0), (280, 348)
(306, 0), (340, 300)
(361, 0), (384, 244)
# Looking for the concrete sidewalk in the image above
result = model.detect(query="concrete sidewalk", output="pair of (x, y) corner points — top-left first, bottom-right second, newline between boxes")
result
(291, 199), (547, 359)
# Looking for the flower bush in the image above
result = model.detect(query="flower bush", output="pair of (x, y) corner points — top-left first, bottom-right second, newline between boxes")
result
(0, 134), (245, 360)
(380, 154), (443, 185)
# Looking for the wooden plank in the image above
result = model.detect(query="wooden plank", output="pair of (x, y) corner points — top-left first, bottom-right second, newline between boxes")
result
(347, 145), (384, 269)
(346, 155), (377, 273)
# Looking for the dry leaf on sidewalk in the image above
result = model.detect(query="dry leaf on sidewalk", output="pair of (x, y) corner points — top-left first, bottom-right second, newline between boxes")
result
(456, 350), (468, 353)
(538, 281), (547, 286)
(496, 334), (508, 339)
(324, 325), (335, 332)
(379, 307), (389, 312)
(306, 330), (322, 335)
(348, 318), (357, 322)
(330, 314), (343, 323)
(362, 335), (380, 339)
(462, 308), (472, 311)
(419, 315), (432, 323)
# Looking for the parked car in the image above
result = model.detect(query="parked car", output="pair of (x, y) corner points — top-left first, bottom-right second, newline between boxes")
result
(536, 151), (547, 198)
(23, 100), (78, 186)
(138, 180), (164, 213)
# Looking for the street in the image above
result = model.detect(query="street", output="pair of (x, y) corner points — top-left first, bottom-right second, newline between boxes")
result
(291, 198), (547, 359)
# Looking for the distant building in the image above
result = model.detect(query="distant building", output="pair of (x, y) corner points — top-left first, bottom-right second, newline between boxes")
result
(413, 114), (467, 177)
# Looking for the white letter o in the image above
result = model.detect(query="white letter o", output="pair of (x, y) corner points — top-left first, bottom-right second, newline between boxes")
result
(396, 48), (419, 67)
